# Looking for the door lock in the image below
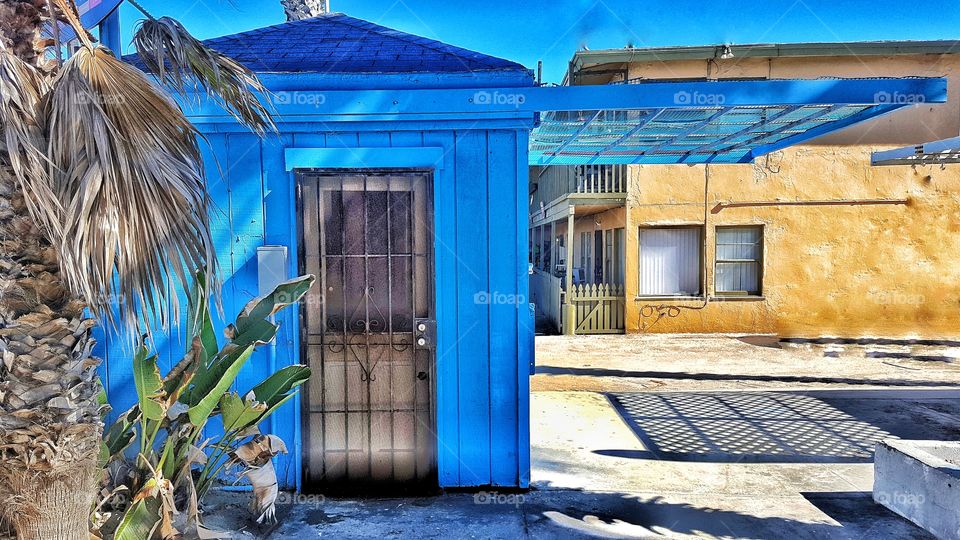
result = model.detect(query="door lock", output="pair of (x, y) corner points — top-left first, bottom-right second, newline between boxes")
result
(414, 318), (436, 350)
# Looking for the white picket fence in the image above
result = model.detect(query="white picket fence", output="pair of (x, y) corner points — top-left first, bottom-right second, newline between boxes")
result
(567, 283), (625, 334)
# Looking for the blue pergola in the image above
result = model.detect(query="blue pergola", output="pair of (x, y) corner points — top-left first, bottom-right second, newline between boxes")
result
(528, 78), (946, 165)
(181, 77), (946, 166)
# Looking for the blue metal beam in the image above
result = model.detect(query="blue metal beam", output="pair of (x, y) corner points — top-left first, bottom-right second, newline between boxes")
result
(522, 78), (945, 110)
(176, 78), (947, 121)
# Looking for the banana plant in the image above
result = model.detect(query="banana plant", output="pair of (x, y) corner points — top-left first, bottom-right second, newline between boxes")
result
(94, 272), (315, 540)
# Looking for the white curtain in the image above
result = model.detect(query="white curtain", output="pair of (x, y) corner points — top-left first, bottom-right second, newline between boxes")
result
(639, 228), (702, 296)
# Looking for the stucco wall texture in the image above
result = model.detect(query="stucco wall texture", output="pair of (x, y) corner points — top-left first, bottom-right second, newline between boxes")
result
(620, 53), (960, 338)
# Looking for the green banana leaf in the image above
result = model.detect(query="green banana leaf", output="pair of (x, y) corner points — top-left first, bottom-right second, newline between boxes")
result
(162, 337), (203, 406)
(220, 391), (267, 432)
(103, 407), (139, 460)
(257, 392), (298, 426)
(251, 364), (310, 408)
(230, 317), (279, 348)
(113, 495), (162, 540)
(184, 344), (255, 425)
(234, 275), (315, 334)
(133, 346), (166, 421)
(187, 271), (219, 360)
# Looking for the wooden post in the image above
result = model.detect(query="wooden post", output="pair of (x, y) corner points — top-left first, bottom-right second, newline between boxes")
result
(564, 209), (576, 335)
(549, 220), (557, 275)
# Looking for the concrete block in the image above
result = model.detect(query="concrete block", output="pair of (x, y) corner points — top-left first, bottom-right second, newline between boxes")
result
(874, 439), (960, 539)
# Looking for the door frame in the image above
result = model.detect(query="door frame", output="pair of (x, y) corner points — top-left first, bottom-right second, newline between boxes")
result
(294, 167), (439, 492)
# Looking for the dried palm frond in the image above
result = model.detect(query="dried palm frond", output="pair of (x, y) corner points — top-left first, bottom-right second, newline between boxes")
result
(133, 16), (275, 135)
(0, 44), (62, 239)
(45, 44), (216, 335)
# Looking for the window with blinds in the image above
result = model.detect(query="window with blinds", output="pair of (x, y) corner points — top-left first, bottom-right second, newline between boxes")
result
(639, 227), (703, 296)
(715, 226), (763, 296)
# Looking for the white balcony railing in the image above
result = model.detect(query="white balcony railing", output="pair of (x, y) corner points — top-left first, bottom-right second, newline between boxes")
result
(532, 165), (627, 213)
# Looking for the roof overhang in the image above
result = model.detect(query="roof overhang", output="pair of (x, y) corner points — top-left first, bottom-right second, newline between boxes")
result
(572, 41), (960, 69)
(530, 78), (947, 165)
(871, 136), (960, 166)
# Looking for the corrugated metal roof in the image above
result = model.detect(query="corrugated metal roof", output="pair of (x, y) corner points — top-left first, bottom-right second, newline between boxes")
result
(124, 13), (529, 75)
(527, 77), (948, 165)
(531, 104), (894, 164)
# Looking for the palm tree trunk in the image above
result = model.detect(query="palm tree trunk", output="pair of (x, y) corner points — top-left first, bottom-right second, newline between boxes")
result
(0, 2), (103, 538)
(0, 171), (103, 540)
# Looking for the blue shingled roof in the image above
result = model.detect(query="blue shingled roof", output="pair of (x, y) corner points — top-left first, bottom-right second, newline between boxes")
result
(125, 13), (529, 75)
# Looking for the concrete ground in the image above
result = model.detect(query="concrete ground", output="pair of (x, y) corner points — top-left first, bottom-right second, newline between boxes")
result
(529, 334), (960, 539)
(203, 334), (960, 539)
(532, 333), (960, 393)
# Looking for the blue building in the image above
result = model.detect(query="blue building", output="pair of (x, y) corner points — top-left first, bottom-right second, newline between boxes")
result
(98, 12), (945, 492)
(105, 13), (537, 491)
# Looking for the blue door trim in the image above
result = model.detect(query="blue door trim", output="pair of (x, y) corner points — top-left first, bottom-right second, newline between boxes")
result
(284, 147), (446, 171)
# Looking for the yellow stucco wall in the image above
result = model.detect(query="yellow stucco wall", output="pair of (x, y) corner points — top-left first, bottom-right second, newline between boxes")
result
(620, 53), (960, 338)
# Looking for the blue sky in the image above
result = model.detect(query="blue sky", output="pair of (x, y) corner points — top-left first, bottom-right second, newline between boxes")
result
(119, 0), (960, 83)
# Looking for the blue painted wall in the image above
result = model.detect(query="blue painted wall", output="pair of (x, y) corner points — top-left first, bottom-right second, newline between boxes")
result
(96, 72), (536, 490)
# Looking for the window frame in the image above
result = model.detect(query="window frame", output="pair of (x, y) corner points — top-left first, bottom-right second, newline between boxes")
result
(637, 224), (705, 299)
(578, 231), (592, 284)
(713, 225), (764, 297)
(613, 227), (625, 285)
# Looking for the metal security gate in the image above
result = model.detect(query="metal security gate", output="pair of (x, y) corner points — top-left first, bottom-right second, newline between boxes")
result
(298, 171), (436, 490)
